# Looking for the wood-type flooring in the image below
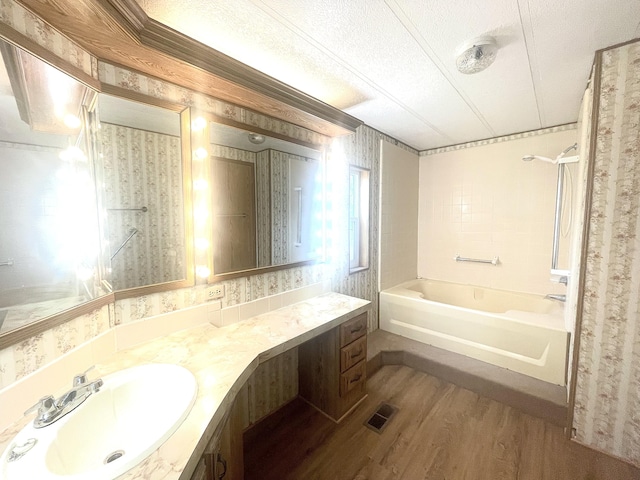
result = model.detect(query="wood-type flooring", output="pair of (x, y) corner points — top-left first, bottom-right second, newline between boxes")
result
(244, 365), (640, 480)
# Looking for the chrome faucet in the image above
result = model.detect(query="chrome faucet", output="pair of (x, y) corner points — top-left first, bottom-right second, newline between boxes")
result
(545, 294), (566, 302)
(25, 366), (103, 428)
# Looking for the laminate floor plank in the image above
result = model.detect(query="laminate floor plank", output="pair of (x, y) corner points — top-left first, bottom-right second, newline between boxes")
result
(244, 366), (640, 480)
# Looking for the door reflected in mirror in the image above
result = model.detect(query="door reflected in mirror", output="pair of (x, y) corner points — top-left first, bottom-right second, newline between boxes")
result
(0, 38), (103, 335)
(98, 95), (187, 291)
(208, 123), (324, 276)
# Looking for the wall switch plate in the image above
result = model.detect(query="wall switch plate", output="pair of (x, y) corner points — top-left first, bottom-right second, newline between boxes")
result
(208, 284), (225, 299)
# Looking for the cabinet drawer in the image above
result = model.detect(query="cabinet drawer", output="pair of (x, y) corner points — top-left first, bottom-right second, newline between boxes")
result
(339, 313), (367, 347)
(340, 335), (367, 372)
(339, 360), (366, 397)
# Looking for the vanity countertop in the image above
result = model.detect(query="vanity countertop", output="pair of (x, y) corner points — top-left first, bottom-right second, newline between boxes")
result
(0, 292), (370, 480)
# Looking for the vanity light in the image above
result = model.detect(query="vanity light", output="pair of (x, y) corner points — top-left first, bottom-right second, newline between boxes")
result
(63, 114), (81, 129)
(193, 206), (208, 224)
(192, 116), (207, 131)
(193, 179), (208, 190)
(59, 146), (87, 162)
(194, 147), (208, 160)
(195, 265), (211, 278)
(195, 238), (209, 250)
(76, 266), (94, 281)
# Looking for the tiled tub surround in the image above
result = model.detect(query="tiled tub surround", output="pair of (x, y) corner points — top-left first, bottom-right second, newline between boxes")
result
(0, 292), (370, 479)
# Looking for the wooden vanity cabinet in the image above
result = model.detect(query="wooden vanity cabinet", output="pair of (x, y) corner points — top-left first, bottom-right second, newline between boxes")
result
(191, 398), (243, 480)
(298, 312), (368, 422)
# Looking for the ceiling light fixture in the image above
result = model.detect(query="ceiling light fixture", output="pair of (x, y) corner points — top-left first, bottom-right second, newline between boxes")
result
(248, 133), (265, 145)
(456, 36), (498, 74)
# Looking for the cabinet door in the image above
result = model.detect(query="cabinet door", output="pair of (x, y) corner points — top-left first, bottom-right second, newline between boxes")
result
(190, 457), (209, 480)
(206, 399), (243, 480)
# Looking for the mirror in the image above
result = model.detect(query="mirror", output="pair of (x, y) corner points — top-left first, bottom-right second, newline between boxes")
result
(206, 122), (324, 276)
(97, 94), (192, 294)
(0, 38), (104, 335)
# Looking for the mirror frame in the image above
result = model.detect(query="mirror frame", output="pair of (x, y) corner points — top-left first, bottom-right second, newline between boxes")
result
(101, 85), (195, 301)
(193, 110), (325, 283)
(0, 49), (195, 348)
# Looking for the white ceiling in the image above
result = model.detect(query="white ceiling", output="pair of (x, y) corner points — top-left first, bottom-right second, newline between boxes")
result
(138, 0), (640, 150)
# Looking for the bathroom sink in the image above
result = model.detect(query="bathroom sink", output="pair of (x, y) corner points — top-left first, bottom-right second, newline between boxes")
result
(0, 363), (197, 480)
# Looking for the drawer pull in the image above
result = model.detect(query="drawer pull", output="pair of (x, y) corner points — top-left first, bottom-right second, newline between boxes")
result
(350, 325), (364, 334)
(350, 374), (362, 384)
(350, 348), (363, 359)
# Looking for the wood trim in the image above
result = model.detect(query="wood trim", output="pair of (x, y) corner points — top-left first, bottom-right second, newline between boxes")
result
(0, 22), (100, 90)
(566, 51), (603, 438)
(138, 19), (361, 133)
(208, 259), (318, 283)
(597, 36), (640, 54)
(97, 0), (147, 34)
(0, 293), (114, 350)
(100, 83), (186, 113)
(17, 0), (360, 137)
(112, 278), (194, 301)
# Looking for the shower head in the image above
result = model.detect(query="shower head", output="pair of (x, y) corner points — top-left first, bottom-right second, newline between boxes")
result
(557, 143), (578, 160)
(522, 143), (579, 165)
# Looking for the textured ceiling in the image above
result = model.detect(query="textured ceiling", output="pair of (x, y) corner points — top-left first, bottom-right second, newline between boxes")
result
(138, 0), (640, 150)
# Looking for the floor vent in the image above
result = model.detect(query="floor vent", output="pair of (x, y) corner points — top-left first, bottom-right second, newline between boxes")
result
(364, 402), (398, 434)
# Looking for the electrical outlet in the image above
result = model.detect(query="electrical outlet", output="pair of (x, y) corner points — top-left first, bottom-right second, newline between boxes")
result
(208, 284), (225, 299)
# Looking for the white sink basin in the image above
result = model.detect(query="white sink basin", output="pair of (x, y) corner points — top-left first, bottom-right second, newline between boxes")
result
(0, 363), (197, 480)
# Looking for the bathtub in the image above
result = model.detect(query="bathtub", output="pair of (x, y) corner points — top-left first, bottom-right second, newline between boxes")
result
(379, 279), (569, 385)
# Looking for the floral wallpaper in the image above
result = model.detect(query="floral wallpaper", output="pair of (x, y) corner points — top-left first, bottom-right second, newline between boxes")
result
(101, 123), (185, 290)
(256, 150), (271, 267)
(329, 125), (383, 331)
(269, 150), (290, 265)
(572, 40), (640, 465)
(0, 304), (110, 389)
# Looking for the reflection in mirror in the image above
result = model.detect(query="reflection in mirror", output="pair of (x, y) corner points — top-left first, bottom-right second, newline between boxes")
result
(98, 95), (187, 291)
(0, 38), (103, 335)
(208, 123), (323, 276)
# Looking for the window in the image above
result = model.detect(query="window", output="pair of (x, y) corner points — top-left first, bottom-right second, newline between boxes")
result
(349, 165), (370, 273)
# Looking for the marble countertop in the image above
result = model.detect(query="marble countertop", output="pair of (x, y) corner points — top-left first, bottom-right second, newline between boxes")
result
(0, 292), (370, 480)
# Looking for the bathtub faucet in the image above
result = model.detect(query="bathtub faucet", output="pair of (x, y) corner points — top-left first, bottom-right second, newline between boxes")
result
(545, 294), (566, 302)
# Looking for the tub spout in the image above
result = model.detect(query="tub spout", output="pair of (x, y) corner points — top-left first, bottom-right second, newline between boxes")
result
(545, 294), (566, 302)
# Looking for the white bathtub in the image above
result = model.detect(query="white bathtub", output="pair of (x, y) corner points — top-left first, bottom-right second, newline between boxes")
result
(379, 279), (569, 385)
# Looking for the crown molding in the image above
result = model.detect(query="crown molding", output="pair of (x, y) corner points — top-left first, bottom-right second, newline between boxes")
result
(17, 0), (362, 137)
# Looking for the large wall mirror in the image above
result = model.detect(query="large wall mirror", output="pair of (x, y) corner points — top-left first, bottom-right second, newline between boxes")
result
(0, 41), (195, 345)
(205, 121), (324, 277)
(0, 37), (106, 339)
(97, 94), (192, 295)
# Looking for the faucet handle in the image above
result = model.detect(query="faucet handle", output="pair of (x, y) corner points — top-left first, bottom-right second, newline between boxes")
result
(24, 395), (56, 419)
(73, 365), (95, 387)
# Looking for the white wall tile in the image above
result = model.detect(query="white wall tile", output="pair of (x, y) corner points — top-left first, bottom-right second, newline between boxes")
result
(418, 129), (578, 295)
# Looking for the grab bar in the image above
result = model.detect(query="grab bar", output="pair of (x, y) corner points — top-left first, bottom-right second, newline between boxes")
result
(216, 213), (247, 218)
(454, 254), (499, 266)
(110, 228), (138, 261)
(108, 206), (148, 213)
(0, 258), (14, 266)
